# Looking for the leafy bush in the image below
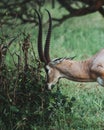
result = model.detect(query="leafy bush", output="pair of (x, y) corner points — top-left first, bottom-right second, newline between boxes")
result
(0, 33), (75, 130)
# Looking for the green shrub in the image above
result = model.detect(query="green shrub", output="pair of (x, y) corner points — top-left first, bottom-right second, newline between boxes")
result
(0, 33), (75, 130)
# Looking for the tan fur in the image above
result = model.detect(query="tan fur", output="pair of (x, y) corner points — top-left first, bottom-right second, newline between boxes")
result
(46, 49), (104, 90)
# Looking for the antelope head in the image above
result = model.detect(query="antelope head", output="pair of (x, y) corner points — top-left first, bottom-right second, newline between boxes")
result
(36, 10), (63, 90)
(36, 10), (104, 90)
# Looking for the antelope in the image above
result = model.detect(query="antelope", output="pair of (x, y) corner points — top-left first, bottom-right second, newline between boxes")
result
(36, 10), (104, 90)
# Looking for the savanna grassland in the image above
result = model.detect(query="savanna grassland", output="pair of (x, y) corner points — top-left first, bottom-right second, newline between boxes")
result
(0, 4), (104, 130)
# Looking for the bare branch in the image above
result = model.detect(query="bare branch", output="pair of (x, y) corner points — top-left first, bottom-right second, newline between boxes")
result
(53, 0), (104, 27)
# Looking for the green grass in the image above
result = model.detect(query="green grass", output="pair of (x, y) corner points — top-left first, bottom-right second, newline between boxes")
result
(43, 10), (104, 130)
(1, 6), (104, 130)
(59, 80), (104, 130)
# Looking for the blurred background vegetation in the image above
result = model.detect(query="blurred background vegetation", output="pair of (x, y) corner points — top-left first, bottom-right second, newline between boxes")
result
(0, 0), (104, 130)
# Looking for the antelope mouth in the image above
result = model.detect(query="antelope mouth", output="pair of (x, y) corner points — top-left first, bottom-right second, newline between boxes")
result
(47, 83), (55, 90)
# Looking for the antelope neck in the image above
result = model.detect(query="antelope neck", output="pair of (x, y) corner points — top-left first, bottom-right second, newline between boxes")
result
(52, 59), (96, 82)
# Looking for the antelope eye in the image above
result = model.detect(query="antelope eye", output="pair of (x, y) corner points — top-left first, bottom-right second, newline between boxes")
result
(46, 65), (51, 74)
(45, 68), (49, 73)
(46, 65), (50, 72)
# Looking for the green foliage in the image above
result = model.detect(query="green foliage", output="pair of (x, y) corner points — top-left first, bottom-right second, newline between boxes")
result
(0, 6), (104, 130)
(0, 33), (75, 130)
